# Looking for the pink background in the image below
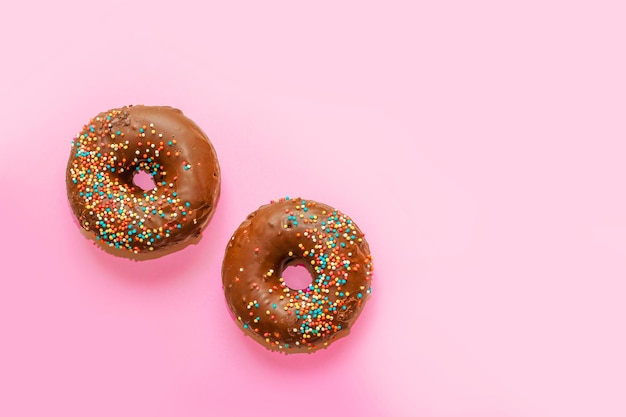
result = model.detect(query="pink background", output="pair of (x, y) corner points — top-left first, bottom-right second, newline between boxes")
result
(1, 1), (625, 416)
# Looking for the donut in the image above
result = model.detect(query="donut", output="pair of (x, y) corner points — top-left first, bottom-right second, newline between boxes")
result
(222, 197), (373, 353)
(66, 105), (220, 259)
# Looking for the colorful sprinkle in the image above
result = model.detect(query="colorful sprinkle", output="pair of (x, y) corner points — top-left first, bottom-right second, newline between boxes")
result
(67, 107), (196, 254)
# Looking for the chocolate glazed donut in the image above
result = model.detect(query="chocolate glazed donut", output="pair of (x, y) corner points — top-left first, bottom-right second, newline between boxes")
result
(66, 105), (220, 259)
(222, 197), (373, 354)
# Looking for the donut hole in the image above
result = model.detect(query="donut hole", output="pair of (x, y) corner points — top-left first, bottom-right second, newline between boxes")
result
(281, 263), (313, 291)
(132, 170), (156, 191)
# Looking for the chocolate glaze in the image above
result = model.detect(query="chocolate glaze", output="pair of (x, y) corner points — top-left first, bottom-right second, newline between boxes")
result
(222, 198), (373, 354)
(66, 105), (220, 259)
